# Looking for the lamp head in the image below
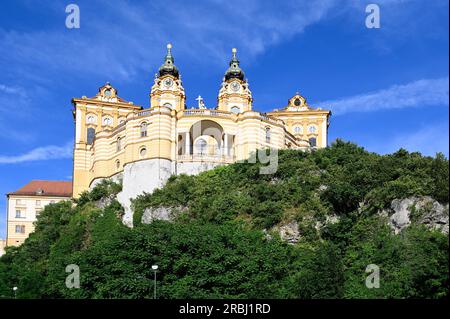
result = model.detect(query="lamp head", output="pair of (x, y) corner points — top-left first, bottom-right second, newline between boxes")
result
(152, 265), (158, 270)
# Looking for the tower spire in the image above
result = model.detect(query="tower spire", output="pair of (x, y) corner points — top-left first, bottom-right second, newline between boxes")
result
(224, 47), (245, 81)
(166, 43), (173, 60)
(158, 43), (179, 78)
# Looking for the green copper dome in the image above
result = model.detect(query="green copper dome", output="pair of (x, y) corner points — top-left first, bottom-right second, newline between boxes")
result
(224, 48), (245, 81)
(158, 43), (179, 78)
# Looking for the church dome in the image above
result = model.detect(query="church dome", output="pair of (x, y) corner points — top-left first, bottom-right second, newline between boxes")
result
(224, 48), (245, 81)
(158, 43), (179, 79)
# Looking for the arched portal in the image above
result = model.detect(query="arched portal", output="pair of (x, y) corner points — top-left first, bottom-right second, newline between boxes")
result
(178, 120), (225, 157)
(189, 120), (224, 147)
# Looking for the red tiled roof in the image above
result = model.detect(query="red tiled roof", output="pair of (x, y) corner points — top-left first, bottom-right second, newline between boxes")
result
(8, 180), (73, 197)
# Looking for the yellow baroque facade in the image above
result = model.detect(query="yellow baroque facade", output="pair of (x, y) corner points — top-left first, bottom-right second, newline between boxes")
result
(72, 45), (330, 225)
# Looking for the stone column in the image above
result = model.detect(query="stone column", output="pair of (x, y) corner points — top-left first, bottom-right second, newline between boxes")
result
(224, 133), (228, 156)
(185, 132), (190, 155)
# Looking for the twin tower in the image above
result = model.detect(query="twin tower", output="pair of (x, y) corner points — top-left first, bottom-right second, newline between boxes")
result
(150, 44), (253, 113)
(71, 44), (331, 226)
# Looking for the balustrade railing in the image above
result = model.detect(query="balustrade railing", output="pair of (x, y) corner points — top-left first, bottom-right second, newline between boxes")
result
(136, 109), (152, 117)
(260, 113), (280, 125)
(177, 145), (235, 162)
(182, 109), (233, 118)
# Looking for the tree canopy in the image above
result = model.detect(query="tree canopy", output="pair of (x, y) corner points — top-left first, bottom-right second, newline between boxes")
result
(1, 140), (448, 299)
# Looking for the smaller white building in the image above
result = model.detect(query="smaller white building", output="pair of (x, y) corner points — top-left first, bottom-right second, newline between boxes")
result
(6, 180), (72, 247)
(0, 239), (6, 257)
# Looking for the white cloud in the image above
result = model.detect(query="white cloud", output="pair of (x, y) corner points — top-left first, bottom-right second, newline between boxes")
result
(319, 77), (449, 115)
(0, 1), (340, 82)
(0, 84), (22, 95)
(0, 141), (73, 164)
(0, 83), (30, 113)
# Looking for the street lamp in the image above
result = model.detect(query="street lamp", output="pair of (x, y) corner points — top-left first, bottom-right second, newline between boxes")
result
(151, 265), (158, 299)
(12, 286), (17, 299)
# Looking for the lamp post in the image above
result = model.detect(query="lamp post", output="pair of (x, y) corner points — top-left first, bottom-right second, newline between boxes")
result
(12, 286), (17, 299)
(151, 265), (158, 299)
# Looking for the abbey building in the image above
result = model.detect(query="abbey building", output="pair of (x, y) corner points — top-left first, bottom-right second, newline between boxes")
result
(72, 44), (331, 225)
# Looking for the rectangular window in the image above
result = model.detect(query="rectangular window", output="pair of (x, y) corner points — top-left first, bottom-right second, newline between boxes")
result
(140, 123), (148, 137)
(36, 200), (41, 207)
(116, 137), (122, 152)
(265, 128), (271, 144)
(87, 127), (95, 145)
(15, 210), (22, 218)
(15, 225), (25, 233)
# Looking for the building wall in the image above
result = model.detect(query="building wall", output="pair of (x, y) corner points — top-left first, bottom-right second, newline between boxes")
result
(73, 106), (305, 196)
(266, 112), (329, 148)
(0, 239), (5, 256)
(72, 77), (331, 225)
(73, 106), (329, 191)
(6, 195), (70, 246)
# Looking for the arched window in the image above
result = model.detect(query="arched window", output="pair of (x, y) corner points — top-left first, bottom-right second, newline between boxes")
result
(116, 137), (122, 152)
(195, 138), (207, 155)
(87, 127), (95, 145)
(230, 106), (241, 114)
(163, 103), (173, 108)
(86, 114), (96, 124)
(308, 125), (317, 134)
(140, 122), (148, 137)
(102, 116), (112, 126)
(115, 160), (121, 170)
(265, 127), (271, 143)
(293, 126), (302, 134)
(309, 137), (317, 148)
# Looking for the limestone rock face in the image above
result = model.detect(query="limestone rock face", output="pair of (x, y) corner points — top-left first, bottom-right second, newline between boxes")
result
(141, 206), (185, 224)
(117, 159), (173, 227)
(384, 197), (449, 234)
(417, 199), (449, 234)
(279, 221), (300, 244)
(113, 159), (225, 227)
(388, 198), (414, 234)
(94, 194), (115, 209)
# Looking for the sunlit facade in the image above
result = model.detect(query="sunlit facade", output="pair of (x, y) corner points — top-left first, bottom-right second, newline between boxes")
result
(72, 45), (331, 217)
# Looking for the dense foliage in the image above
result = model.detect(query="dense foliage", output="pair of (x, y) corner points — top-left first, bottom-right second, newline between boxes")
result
(0, 140), (448, 299)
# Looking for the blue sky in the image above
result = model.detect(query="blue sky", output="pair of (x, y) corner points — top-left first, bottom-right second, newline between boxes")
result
(0, 0), (448, 239)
